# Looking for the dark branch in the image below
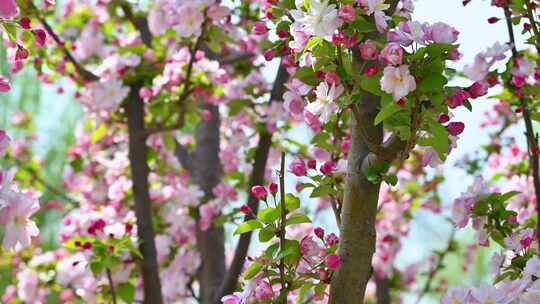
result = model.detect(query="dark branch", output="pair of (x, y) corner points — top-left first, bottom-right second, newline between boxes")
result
(36, 16), (98, 81)
(219, 62), (288, 299)
(174, 140), (193, 172)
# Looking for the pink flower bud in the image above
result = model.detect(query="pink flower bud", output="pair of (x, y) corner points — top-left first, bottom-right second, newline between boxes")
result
(15, 47), (29, 61)
(447, 122), (465, 136)
(487, 17), (499, 24)
(251, 185), (267, 200)
(33, 29), (47, 47)
(364, 65), (379, 77)
(468, 81), (488, 98)
(325, 254), (340, 270)
(307, 159), (317, 169)
(19, 17), (31, 29)
(325, 233), (339, 246)
(269, 182), (278, 194)
(325, 71), (339, 84)
(332, 32), (346, 45)
(320, 160), (336, 176)
(438, 113), (450, 123)
(0, 76), (11, 92)
(379, 43), (403, 66)
(252, 21), (268, 35)
(358, 40), (378, 61)
(239, 204), (252, 214)
(263, 49), (274, 61)
(314, 227), (325, 239)
(338, 5), (355, 22)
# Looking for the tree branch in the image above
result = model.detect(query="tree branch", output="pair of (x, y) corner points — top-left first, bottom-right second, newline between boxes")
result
(219, 62), (289, 299)
(503, 5), (540, 252)
(174, 140), (193, 172)
(35, 14), (98, 81)
(376, 276), (391, 304)
(125, 85), (164, 304)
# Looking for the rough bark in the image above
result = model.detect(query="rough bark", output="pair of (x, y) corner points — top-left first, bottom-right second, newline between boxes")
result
(190, 101), (226, 304)
(125, 86), (164, 304)
(219, 62), (288, 300)
(329, 93), (383, 304)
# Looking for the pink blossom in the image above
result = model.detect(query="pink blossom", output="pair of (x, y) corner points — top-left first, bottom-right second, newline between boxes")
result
(173, 4), (204, 37)
(289, 157), (307, 176)
(379, 43), (403, 66)
(380, 65), (417, 101)
(426, 22), (459, 44)
(468, 81), (489, 98)
(358, 40), (378, 61)
(221, 294), (240, 304)
(254, 280), (273, 300)
(305, 82), (343, 122)
(325, 254), (340, 270)
(0, 183), (40, 250)
(0, 75), (11, 92)
(252, 21), (268, 35)
(199, 204), (218, 231)
(300, 236), (321, 258)
(0, 0), (19, 19)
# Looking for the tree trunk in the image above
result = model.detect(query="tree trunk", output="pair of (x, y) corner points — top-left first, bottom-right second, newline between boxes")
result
(125, 85), (164, 304)
(329, 93), (382, 304)
(190, 101), (226, 304)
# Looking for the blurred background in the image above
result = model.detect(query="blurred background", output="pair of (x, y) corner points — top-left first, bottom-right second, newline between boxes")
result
(0, 0), (533, 303)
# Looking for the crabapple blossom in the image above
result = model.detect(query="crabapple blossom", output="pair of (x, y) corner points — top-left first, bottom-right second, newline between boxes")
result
(305, 81), (344, 122)
(380, 65), (416, 101)
(0, 0), (18, 19)
(290, 0), (343, 41)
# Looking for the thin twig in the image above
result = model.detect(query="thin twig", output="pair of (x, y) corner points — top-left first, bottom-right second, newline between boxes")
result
(503, 5), (540, 252)
(12, 159), (78, 205)
(30, 1), (99, 82)
(278, 151), (288, 301)
(106, 268), (118, 304)
(523, 0), (540, 54)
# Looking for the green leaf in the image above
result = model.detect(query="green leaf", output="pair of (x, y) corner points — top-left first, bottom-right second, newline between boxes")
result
(294, 67), (319, 86)
(350, 16), (377, 32)
(91, 123), (107, 143)
(117, 282), (135, 303)
(258, 207), (280, 223)
(310, 185), (333, 198)
(286, 213), (312, 225)
(359, 74), (384, 96)
(234, 220), (263, 235)
(259, 227), (275, 242)
(374, 101), (401, 125)
(500, 191), (520, 203)
(243, 262), (263, 280)
(284, 193), (301, 211)
(89, 260), (103, 274)
(384, 174), (398, 186)
(278, 239), (301, 264)
(303, 36), (322, 52)
(417, 74), (447, 92)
